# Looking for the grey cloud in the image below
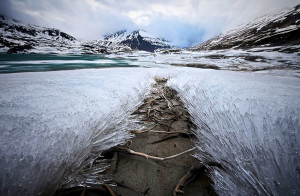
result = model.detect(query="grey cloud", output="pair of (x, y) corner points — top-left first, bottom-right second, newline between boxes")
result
(0, 0), (13, 17)
(1, 0), (299, 47)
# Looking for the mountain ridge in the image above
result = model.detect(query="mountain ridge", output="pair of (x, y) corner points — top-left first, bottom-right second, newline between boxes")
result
(0, 15), (80, 53)
(0, 16), (171, 54)
(1, 4), (300, 54)
(191, 4), (300, 51)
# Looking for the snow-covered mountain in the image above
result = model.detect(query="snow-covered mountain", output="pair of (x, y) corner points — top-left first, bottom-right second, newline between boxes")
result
(89, 30), (171, 52)
(0, 16), (171, 54)
(0, 15), (109, 54)
(191, 4), (300, 50)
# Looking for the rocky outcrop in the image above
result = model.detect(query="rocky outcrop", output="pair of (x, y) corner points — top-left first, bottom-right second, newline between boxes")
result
(7, 44), (34, 54)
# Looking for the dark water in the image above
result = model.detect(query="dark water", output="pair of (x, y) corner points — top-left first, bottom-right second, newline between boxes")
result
(0, 54), (137, 73)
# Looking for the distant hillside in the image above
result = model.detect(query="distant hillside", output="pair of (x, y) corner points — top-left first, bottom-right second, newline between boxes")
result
(191, 4), (300, 50)
(0, 15), (80, 53)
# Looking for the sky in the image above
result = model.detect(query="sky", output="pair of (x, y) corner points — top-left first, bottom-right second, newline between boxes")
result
(0, 0), (299, 47)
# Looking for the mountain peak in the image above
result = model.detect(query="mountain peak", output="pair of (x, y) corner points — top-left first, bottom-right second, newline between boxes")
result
(102, 29), (171, 52)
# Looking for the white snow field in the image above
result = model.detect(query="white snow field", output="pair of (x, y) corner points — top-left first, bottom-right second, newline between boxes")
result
(0, 66), (299, 195)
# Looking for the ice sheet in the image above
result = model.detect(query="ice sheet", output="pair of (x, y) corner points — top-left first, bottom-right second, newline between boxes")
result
(168, 68), (300, 195)
(0, 68), (156, 195)
(1, 66), (299, 196)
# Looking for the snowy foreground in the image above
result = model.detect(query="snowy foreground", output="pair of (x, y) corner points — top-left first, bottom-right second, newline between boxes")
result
(0, 67), (299, 195)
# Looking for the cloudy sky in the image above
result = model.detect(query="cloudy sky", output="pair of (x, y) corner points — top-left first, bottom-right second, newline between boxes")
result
(0, 0), (299, 47)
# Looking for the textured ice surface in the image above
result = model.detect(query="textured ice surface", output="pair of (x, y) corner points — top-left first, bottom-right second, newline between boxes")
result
(1, 65), (299, 196)
(0, 68), (156, 195)
(168, 68), (300, 195)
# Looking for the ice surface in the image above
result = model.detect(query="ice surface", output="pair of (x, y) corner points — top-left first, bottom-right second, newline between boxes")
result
(0, 68), (156, 195)
(0, 63), (299, 196)
(107, 46), (300, 71)
(168, 68), (300, 195)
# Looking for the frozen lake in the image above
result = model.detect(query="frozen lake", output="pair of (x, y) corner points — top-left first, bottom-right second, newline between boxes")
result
(0, 54), (137, 73)
(0, 51), (299, 195)
(2, 46), (299, 74)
